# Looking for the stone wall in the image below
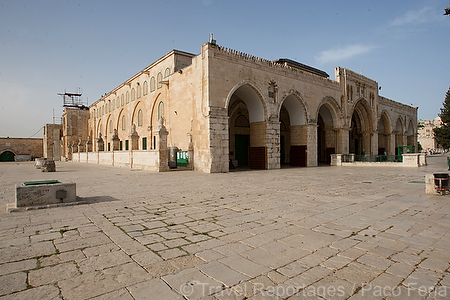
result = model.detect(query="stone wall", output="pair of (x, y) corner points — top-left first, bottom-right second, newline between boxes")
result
(0, 138), (43, 161)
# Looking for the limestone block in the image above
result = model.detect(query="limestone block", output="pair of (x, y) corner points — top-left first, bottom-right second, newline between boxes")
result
(425, 174), (437, 194)
(41, 160), (56, 172)
(15, 182), (77, 207)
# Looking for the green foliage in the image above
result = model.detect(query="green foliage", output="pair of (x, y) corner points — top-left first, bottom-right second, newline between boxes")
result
(434, 87), (450, 149)
(418, 142), (423, 152)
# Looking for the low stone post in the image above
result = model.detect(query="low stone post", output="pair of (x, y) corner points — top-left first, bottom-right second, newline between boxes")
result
(188, 132), (194, 169)
(111, 129), (120, 151)
(156, 118), (169, 172)
(77, 139), (83, 153)
(86, 136), (92, 152)
(97, 133), (104, 152)
(130, 124), (140, 150)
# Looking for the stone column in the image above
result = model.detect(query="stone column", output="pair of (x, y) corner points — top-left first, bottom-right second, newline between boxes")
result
(362, 131), (372, 155)
(77, 139), (83, 153)
(86, 136), (92, 152)
(266, 115), (280, 170)
(130, 124), (140, 150)
(389, 132), (396, 155)
(371, 131), (378, 155)
(306, 122), (318, 167)
(188, 132), (194, 170)
(336, 127), (350, 154)
(111, 129), (120, 151)
(208, 107), (228, 173)
(156, 118), (169, 172)
(97, 133), (104, 152)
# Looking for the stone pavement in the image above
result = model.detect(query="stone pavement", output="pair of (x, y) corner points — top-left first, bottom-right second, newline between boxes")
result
(0, 156), (449, 299)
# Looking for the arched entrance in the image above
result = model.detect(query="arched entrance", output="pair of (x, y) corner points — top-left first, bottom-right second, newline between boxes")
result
(228, 84), (266, 169)
(406, 120), (415, 150)
(0, 151), (15, 162)
(377, 113), (390, 155)
(395, 118), (404, 155)
(317, 104), (336, 165)
(349, 100), (373, 155)
(279, 93), (308, 167)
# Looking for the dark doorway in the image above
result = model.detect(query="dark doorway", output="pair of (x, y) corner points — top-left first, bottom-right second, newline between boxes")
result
(0, 151), (15, 162)
(235, 134), (249, 166)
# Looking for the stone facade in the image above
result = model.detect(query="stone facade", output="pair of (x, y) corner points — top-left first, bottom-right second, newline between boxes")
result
(43, 124), (62, 161)
(0, 138), (43, 161)
(418, 117), (442, 152)
(61, 41), (418, 173)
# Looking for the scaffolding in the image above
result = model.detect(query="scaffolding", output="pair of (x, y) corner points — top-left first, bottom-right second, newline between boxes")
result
(58, 88), (88, 110)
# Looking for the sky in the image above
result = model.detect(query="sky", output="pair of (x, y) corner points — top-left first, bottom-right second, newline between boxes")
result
(0, 0), (449, 138)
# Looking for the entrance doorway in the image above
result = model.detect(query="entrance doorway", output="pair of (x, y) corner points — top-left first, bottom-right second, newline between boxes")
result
(0, 151), (15, 162)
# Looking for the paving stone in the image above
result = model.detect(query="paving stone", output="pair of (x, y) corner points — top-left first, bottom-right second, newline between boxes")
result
(419, 257), (450, 273)
(0, 258), (36, 276)
(0, 241), (56, 264)
(213, 242), (253, 256)
(163, 238), (190, 248)
(159, 248), (188, 260)
(127, 278), (184, 300)
(219, 254), (271, 278)
(82, 243), (120, 257)
(169, 255), (205, 269)
(0, 284), (62, 300)
(90, 288), (134, 300)
(197, 261), (250, 287)
(0, 272), (28, 296)
(241, 248), (292, 269)
(29, 262), (80, 286)
(59, 262), (152, 300)
(78, 250), (133, 273)
(131, 250), (163, 267)
(357, 252), (393, 270)
(162, 267), (224, 299)
(285, 266), (333, 288)
(402, 267), (441, 291)
(334, 262), (382, 285)
(276, 261), (308, 278)
(144, 261), (178, 277)
(320, 255), (352, 271)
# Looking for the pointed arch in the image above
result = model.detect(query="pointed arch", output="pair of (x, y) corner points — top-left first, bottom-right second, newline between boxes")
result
(278, 90), (309, 126)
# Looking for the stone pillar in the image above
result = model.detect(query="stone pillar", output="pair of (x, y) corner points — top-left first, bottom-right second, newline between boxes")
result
(208, 107), (228, 173)
(371, 131), (378, 155)
(130, 124), (140, 150)
(71, 141), (77, 154)
(188, 132), (194, 170)
(97, 133), (104, 152)
(77, 139), (83, 153)
(362, 131), (372, 155)
(86, 136), (92, 152)
(306, 122), (318, 167)
(389, 132), (396, 155)
(110, 129), (120, 151)
(266, 115), (280, 170)
(156, 118), (169, 172)
(336, 127), (350, 154)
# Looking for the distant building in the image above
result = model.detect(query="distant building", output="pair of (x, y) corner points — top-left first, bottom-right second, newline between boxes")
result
(0, 137), (43, 161)
(418, 117), (443, 152)
(50, 40), (418, 172)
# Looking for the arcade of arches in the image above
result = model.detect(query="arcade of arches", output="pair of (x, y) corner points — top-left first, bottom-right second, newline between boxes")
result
(227, 84), (417, 169)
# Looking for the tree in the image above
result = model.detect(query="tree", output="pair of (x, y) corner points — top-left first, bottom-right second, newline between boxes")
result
(434, 87), (450, 149)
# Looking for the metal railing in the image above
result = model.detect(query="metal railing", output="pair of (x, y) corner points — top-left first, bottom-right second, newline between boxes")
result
(354, 155), (403, 163)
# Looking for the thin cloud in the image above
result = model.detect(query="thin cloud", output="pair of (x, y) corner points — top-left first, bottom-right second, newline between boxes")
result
(315, 44), (374, 65)
(388, 6), (440, 27)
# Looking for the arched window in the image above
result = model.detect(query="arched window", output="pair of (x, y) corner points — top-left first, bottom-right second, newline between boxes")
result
(102, 105), (104, 115)
(137, 84), (141, 99)
(108, 100), (111, 113)
(137, 109), (143, 126)
(235, 115), (250, 127)
(164, 68), (170, 78)
(158, 101), (164, 120)
(143, 81), (148, 95)
(157, 72), (163, 89)
(131, 88), (135, 101)
(121, 115), (126, 131)
(150, 77), (155, 92)
(126, 91), (130, 104)
(121, 94), (124, 107)
(112, 99), (115, 110)
(109, 120), (113, 134)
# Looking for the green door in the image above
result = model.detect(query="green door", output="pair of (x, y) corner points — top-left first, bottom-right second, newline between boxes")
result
(0, 151), (15, 162)
(235, 135), (249, 166)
